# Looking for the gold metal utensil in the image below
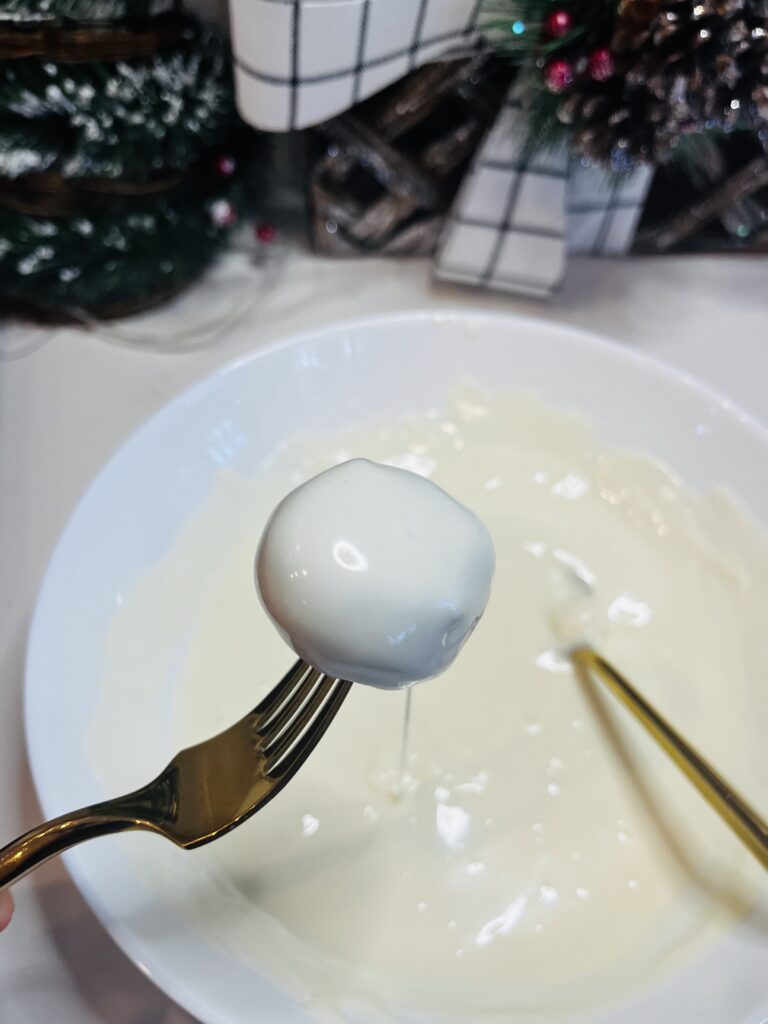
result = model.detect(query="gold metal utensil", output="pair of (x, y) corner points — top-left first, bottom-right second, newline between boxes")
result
(571, 645), (768, 871)
(0, 661), (352, 890)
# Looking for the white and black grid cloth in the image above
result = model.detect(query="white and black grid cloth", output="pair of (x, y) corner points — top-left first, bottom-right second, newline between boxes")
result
(435, 90), (653, 296)
(435, 97), (568, 298)
(567, 160), (653, 257)
(229, 0), (483, 131)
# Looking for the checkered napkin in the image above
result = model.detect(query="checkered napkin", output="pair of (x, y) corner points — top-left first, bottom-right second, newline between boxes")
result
(435, 88), (653, 296)
(229, 0), (484, 131)
(228, 0), (653, 296)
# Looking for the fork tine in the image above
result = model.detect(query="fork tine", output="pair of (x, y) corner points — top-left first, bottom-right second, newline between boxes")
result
(262, 675), (336, 767)
(260, 667), (322, 736)
(267, 679), (353, 779)
(253, 659), (312, 719)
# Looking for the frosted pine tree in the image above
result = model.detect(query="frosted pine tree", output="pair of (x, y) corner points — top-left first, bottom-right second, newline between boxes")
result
(0, 0), (254, 319)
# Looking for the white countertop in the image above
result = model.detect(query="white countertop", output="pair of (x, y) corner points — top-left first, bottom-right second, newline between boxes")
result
(1, 252), (766, 1023)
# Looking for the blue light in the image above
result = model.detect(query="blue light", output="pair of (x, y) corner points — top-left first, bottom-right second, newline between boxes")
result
(512, 19), (526, 34)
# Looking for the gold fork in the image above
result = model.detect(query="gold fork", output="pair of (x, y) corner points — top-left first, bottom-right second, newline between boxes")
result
(0, 661), (352, 890)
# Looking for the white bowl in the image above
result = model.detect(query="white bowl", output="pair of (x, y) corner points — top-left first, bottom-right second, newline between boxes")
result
(25, 310), (768, 1024)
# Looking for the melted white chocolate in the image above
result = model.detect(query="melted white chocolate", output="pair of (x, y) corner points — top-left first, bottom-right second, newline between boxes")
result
(90, 390), (768, 1023)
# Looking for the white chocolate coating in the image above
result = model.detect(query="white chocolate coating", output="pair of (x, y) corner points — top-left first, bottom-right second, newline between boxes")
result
(255, 459), (495, 687)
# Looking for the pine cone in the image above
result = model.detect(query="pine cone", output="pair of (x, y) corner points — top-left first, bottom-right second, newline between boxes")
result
(559, 0), (768, 168)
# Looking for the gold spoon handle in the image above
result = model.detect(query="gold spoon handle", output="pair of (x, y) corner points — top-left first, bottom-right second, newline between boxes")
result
(571, 646), (768, 871)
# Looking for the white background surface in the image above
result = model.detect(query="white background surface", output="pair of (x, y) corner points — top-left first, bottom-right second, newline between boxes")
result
(1, 253), (766, 1023)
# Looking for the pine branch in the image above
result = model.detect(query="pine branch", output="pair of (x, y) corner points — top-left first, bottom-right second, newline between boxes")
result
(0, 150), (255, 316)
(0, 6), (257, 319)
(484, 0), (622, 161)
(485, 0), (618, 62)
(0, 28), (235, 179)
(0, 0), (177, 24)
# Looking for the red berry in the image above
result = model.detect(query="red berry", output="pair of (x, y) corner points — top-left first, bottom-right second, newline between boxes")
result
(543, 9), (572, 38)
(215, 155), (237, 177)
(256, 222), (278, 244)
(544, 58), (574, 92)
(588, 47), (615, 81)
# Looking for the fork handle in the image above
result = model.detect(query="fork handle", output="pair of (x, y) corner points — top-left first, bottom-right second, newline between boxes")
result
(0, 781), (165, 890)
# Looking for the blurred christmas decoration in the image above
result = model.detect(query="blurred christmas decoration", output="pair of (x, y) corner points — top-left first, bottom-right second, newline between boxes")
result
(635, 132), (768, 251)
(309, 54), (510, 257)
(0, 1), (256, 321)
(492, 0), (768, 169)
(227, 0), (654, 295)
(0, 25), (233, 178)
(487, 0), (768, 253)
(0, 0), (175, 23)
